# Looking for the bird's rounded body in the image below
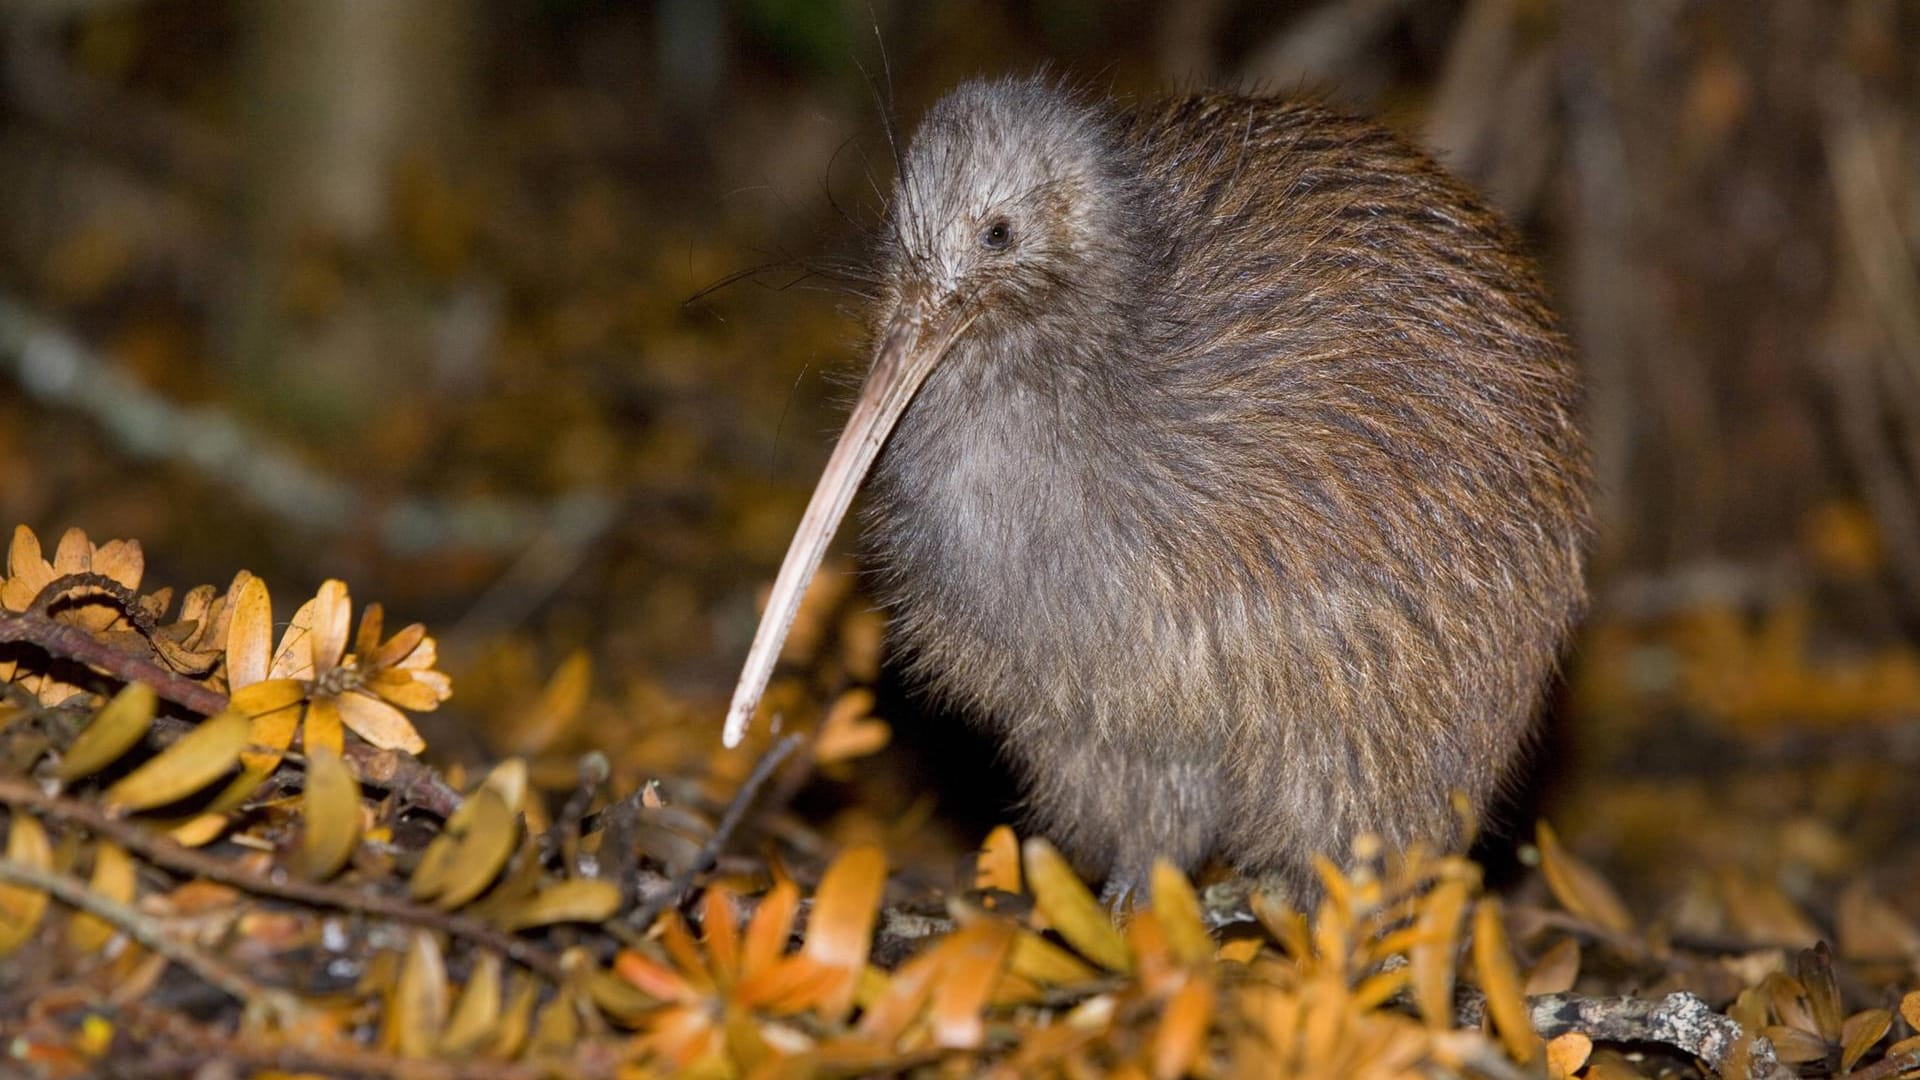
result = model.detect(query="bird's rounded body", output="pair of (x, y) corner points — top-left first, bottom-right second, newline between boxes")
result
(860, 80), (1590, 899)
(723, 74), (1589, 902)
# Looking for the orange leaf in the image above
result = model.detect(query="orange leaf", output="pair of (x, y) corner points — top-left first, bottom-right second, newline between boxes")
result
(799, 845), (887, 1020)
(975, 825), (1021, 896)
(1149, 975), (1214, 1080)
(1150, 860), (1213, 968)
(700, 886), (741, 985)
(741, 878), (801, 979)
(613, 949), (694, 1002)
(929, 919), (1016, 1049)
(855, 948), (941, 1044)
(1545, 1032), (1592, 1080)
(1472, 899), (1536, 1065)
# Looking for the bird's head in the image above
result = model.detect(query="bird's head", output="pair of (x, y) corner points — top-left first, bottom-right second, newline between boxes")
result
(878, 77), (1147, 333)
(722, 76), (1147, 746)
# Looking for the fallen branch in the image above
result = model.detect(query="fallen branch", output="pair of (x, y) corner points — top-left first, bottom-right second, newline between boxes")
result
(1462, 989), (1785, 1080)
(0, 774), (562, 981)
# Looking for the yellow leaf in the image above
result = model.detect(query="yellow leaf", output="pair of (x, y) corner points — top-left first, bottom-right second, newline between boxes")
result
(1150, 860), (1213, 968)
(800, 844), (887, 1021)
(438, 952), (501, 1056)
(388, 931), (449, 1058)
(500, 878), (620, 930)
(1472, 899), (1536, 1065)
(929, 919), (1016, 1049)
(1411, 877), (1469, 1028)
(304, 697), (343, 757)
(1008, 927), (1102, 987)
(1902, 990), (1920, 1032)
(309, 580), (351, 677)
(224, 573), (272, 689)
(56, 682), (155, 781)
(414, 788), (516, 909)
(1024, 837), (1129, 973)
(490, 974), (538, 1060)
(68, 841), (134, 953)
(1150, 975), (1214, 1080)
(103, 710), (248, 812)
(976, 825), (1021, 896)
(229, 679), (305, 773)
(0, 814), (52, 955)
(336, 692), (426, 754)
(294, 747), (360, 880)
(1536, 821), (1633, 936)
(1840, 1008), (1891, 1073)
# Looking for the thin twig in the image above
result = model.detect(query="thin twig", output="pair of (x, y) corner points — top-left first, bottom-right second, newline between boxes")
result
(628, 733), (805, 931)
(0, 854), (297, 1017)
(0, 774), (563, 981)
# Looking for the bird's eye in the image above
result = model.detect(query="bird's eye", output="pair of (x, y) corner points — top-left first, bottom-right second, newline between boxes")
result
(980, 219), (1012, 251)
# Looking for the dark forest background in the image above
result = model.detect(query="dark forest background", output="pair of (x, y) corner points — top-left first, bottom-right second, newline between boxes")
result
(3, 0), (1919, 931)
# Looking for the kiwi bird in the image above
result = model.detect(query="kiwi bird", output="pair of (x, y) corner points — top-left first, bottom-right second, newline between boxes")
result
(723, 75), (1590, 902)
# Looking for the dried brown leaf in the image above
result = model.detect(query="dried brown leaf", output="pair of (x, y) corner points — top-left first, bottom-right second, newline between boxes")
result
(1536, 821), (1633, 936)
(1524, 937), (1582, 996)
(1840, 1008), (1891, 1073)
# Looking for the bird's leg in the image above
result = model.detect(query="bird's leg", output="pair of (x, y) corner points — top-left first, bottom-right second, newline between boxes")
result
(1016, 733), (1221, 910)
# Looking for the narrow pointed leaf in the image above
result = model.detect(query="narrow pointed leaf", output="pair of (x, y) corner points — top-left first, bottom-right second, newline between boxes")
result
(223, 573), (272, 689)
(799, 844), (887, 1020)
(500, 878), (620, 930)
(68, 841), (134, 953)
(56, 683), (155, 781)
(103, 710), (248, 812)
(1473, 899), (1537, 1064)
(1150, 859), (1212, 967)
(294, 746), (360, 880)
(1024, 838), (1129, 973)
(0, 814), (52, 955)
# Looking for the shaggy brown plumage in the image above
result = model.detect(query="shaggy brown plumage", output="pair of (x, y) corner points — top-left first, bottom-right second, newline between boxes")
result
(727, 75), (1591, 903)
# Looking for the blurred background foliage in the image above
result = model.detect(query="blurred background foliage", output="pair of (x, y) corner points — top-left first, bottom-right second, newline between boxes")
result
(1, 0), (1918, 922)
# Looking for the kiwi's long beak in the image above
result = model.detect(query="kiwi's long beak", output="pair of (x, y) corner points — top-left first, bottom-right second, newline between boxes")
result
(722, 299), (973, 747)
